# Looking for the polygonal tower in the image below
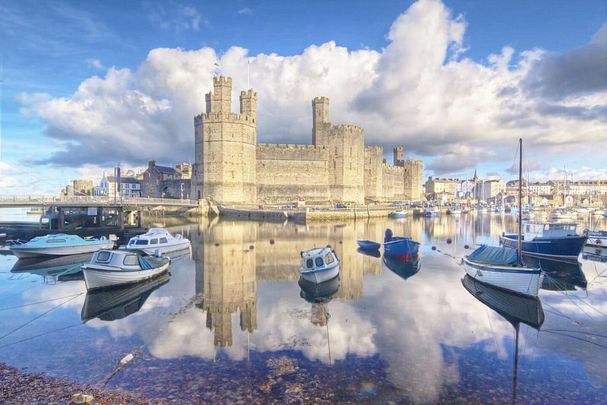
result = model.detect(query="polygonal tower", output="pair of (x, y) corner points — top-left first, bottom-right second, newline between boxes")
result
(194, 76), (257, 204)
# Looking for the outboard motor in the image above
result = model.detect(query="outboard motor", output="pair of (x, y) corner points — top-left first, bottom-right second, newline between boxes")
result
(154, 248), (161, 258)
(385, 228), (393, 243)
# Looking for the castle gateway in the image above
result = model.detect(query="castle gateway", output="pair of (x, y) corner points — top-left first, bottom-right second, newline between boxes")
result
(192, 76), (423, 205)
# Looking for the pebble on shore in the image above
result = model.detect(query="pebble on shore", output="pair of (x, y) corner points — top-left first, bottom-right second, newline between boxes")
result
(0, 363), (161, 405)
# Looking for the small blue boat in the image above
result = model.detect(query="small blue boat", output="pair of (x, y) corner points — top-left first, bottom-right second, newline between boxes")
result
(383, 229), (420, 259)
(500, 222), (587, 261)
(357, 240), (381, 250)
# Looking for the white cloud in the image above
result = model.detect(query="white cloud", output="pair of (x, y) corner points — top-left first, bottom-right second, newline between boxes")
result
(145, 2), (204, 32)
(17, 0), (607, 176)
(86, 58), (106, 70)
(237, 7), (252, 15)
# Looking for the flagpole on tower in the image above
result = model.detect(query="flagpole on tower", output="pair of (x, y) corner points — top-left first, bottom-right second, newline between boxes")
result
(247, 59), (250, 89)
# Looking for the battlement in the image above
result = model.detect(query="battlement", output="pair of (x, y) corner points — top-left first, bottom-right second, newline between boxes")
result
(257, 143), (328, 161)
(213, 76), (232, 85)
(331, 123), (363, 132)
(201, 112), (256, 126)
(365, 146), (383, 153)
(313, 96), (329, 103)
(240, 89), (257, 97)
(404, 159), (424, 166)
(382, 163), (405, 175)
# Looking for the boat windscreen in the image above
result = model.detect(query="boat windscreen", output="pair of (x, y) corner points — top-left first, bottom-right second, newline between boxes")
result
(467, 245), (518, 265)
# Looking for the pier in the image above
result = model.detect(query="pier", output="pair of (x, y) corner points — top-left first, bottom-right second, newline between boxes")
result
(0, 196), (201, 240)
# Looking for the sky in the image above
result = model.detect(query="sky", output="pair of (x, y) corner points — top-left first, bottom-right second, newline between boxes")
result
(1, 0), (606, 195)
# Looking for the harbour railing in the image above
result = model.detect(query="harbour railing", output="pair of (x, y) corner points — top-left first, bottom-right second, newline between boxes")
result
(0, 195), (199, 207)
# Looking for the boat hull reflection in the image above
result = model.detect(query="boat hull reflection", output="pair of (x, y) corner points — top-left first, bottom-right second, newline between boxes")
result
(81, 272), (170, 322)
(461, 274), (544, 329)
(298, 275), (340, 303)
(10, 253), (92, 280)
(382, 255), (421, 280)
(522, 256), (587, 291)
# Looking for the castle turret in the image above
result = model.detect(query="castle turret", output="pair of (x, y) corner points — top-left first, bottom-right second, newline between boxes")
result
(211, 76), (232, 113)
(393, 146), (404, 167)
(312, 96), (330, 146)
(240, 89), (257, 118)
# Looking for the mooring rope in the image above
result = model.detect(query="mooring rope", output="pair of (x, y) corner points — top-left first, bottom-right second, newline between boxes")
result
(0, 292), (85, 312)
(0, 293), (83, 342)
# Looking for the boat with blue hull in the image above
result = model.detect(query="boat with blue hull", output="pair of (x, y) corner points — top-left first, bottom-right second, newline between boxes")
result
(357, 240), (381, 251)
(383, 228), (420, 259)
(500, 222), (587, 261)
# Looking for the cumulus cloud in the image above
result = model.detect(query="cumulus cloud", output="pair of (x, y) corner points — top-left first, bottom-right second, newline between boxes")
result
(145, 2), (204, 32)
(18, 0), (607, 174)
(522, 22), (607, 100)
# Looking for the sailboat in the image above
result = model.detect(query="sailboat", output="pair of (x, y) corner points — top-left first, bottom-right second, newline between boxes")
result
(462, 139), (543, 297)
(461, 274), (544, 404)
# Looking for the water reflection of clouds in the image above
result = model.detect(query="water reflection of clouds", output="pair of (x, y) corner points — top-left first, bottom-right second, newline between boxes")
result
(360, 254), (519, 403)
(6, 218), (607, 400)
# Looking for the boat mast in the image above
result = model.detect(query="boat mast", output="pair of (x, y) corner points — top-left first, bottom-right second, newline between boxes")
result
(518, 138), (523, 264)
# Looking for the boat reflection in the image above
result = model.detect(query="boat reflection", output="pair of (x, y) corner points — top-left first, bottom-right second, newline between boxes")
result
(10, 253), (92, 282)
(522, 256), (587, 291)
(298, 275), (340, 364)
(356, 248), (381, 258)
(81, 273), (170, 322)
(298, 275), (340, 304)
(462, 274), (544, 404)
(581, 245), (607, 263)
(382, 255), (421, 280)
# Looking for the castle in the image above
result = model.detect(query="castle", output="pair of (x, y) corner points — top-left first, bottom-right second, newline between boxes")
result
(192, 76), (423, 204)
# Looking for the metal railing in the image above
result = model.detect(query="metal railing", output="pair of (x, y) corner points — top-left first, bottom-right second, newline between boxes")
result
(0, 195), (199, 207)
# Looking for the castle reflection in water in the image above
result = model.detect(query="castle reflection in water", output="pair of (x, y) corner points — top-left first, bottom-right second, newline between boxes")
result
(186, 213), (519, 348)
(187, 217), (428, 348)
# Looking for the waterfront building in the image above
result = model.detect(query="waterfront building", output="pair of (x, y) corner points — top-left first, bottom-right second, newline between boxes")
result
(142, 160), (192, 199)
(475, 179), (506, 203)
(425, 177), (459, 203)
(192, 76), (424, 204)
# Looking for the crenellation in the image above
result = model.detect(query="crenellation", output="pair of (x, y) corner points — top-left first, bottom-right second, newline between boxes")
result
(193, 76), (424, 204)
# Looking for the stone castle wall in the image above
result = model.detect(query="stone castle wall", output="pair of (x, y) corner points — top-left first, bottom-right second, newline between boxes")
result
(382, 163), (406, 200)
(256, 144), (330, 203)
(193, 76), (424, 204)
(364, 146), (383, 202)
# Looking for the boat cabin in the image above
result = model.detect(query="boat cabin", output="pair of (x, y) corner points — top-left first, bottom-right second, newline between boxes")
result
(300, 247), (339, 272)
(524, 222), (578, 240)
(127, 228), (174, 248)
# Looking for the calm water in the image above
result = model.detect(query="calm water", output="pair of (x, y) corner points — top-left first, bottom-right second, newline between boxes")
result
(1, 214), (606, 404)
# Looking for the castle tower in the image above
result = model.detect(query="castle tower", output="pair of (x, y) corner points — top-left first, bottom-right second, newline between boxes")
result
(210, 76), (232, 112)
(393, 146), (405, 167)
(312, 96), (330, 146)
(240, 89), (257, 118)
(193, 76), (257, 204)
(403, 160), (424, 201)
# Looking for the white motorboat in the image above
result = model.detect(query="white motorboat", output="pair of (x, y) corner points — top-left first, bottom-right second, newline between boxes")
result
(389, 210), (408, 218)
(586, 231), (607, 247)
(299, 246), (340, 283)
(124, 228), (190, 254)
(82, 249), (170, 290)
(423, 206), (440, 217)
(549, 208), (576, 221)
(9, 234), (114, 258)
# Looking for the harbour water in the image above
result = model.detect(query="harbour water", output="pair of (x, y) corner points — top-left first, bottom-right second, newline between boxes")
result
(0, 213), (606, 403)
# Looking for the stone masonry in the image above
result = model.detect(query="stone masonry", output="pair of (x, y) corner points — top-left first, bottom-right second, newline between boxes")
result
(192, 76), (424, 204)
